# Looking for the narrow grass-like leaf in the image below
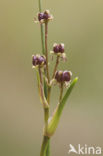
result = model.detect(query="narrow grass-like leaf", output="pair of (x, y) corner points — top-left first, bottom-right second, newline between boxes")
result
(46, 77), (78, 137)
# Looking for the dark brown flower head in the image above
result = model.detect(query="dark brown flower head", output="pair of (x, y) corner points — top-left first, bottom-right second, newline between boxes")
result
(55, 70), (72, 83)
(38, 10), (53, 23)
(53, 43), (64, 54)
(32, 55), (46, 67)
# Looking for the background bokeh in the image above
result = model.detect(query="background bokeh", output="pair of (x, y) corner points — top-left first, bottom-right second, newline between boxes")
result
(0, 0), (103, 155)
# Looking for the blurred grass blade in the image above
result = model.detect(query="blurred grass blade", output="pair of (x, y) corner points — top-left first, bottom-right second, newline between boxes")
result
(46, 77), (78, 136)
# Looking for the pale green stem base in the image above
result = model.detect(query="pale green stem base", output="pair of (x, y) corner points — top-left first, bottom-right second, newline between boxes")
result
(40, 136), (50, 156)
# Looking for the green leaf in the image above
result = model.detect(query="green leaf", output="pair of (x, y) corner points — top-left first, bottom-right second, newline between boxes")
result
(46, 77), (78, 137)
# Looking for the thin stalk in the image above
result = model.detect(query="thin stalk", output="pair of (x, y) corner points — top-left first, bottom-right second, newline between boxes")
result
(38, 1), (50, 156)
(38, 68), (49, 129)
(44, 22), (51, 156)
(38, 0), (42, 12)
(52, 55), (60, 79)
(45, 22), (51, 108)
(38, 67), (43, 84)
(38, 0), (47, 97)
(59, 83), (64, 103)
(45, 22), (50, 83)
(38, 0), (45, 54)
(44, 108), (49, 128)
(47, 55), (60, 104)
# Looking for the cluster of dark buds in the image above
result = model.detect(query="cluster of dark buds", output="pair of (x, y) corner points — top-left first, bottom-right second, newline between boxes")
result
(53, 43), (64, 53)
(38, 10), (53, 23)
(32, 6), (78, 156)
(55, 70), (72, 83)
(50, 43), (66, 60)
(32, 55), (46, 68)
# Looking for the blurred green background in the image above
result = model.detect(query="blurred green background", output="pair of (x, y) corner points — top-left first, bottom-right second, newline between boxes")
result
(0, 0), (103, 155)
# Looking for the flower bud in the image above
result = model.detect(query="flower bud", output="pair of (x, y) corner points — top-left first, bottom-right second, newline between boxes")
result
(32, 55), (46, 67)
(55, 71), (63, 83)
(38, 10), (53, 23)
(55, 70), (72, 83)
(53, 43), (64, 54)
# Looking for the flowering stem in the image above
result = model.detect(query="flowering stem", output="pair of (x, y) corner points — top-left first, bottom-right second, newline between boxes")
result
(44, 21), (51, 156)
(38, 1), (50, 155)
(38, 0), (45, 54)
(45, 22), (50, 83)
(33, 1), (78, 156)
(38, 0), (50, 154)
(45, 22), (51, 108)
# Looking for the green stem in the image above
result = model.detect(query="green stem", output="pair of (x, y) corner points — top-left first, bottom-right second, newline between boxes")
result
(45, 22), (50, 83)
(44, 108), (49, 128)
(52, 55), (60, 79)
(40, 136), (50, 156)
(47, 55), (60, 105)
(59, 83), (64, 103)
(38, 0), (45, 54)
(38, 1), (50, 156)
(46, 140), (50, 156)
(38, 0), (42, 12)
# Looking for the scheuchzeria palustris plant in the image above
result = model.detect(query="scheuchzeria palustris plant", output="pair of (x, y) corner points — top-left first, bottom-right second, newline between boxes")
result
(32, 2), (78, 156)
